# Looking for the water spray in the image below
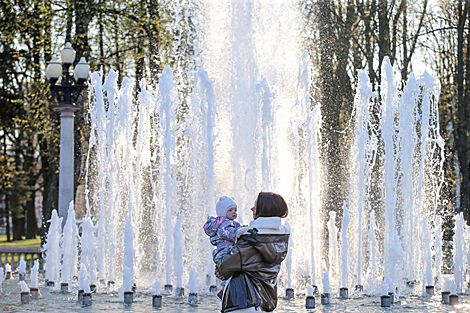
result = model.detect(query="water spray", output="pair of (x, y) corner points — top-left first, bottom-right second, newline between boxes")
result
(305, 285), (315, 309)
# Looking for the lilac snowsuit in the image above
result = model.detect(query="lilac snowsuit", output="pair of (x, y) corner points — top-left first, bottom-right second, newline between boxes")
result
(203, 216), (241, 263)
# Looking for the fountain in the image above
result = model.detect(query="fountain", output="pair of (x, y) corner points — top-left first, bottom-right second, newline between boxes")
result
(188, 268), (198, 304)
(152, 280), (162, 307)
(0, 268), (4, 292)
(4, 263), (11, 280)
(339, 202), (350, 297)
(17, 256), (26, 281)
(381, 284), (391, 307)
(0, 0), (463, 312)
(305, 285), (315, 309)
(19, 281), (30, 303)
(43, 210), (62, 287)
(320, 270), (330, 305)
(61, 202), (78, 292)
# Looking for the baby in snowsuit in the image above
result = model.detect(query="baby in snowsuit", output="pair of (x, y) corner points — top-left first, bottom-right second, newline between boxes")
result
(203, 196), (241, 299)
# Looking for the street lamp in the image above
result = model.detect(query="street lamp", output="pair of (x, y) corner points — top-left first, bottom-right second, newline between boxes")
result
(45, 42), (90, 227)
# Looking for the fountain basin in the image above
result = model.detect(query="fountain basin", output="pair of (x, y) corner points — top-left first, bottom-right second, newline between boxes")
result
(1, 277), (470, 313)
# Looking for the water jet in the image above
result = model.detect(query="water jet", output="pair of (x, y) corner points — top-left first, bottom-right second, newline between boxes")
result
(320, 293), (330, 305)
(152, 294), (162, 307)
(425, 285), (434, 295)
(78, 289), (84, 302)
(61, 282), (69, 292)
(164, 284), (173, 293)
(21, 292), (30, 304)
(305, 296), (315, 309)
(381, 295), (391, 307)
(175, 287), (184, 297)
(124, 291), (133, 303)
(188, 293), (198, 304)
(441, 291), (450, 304)
(286, 288), (294, 298)
(449, 294), (458, 305)
(30, 287), (39, 300)
(82, 292), (92, 306)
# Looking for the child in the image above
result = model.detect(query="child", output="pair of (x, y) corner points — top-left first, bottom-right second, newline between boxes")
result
(203, 196), (241, 299)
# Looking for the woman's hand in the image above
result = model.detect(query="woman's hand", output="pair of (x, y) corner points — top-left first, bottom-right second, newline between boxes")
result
(214, 268), (223, 280)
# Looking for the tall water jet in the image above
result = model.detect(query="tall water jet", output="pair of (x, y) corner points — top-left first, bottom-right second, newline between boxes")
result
(397, 72), (419, 283)
(122, 214), (136, 296)
(284, 220), (293, 292)
(160, 66), (177, 289)
(433, 216), (443, 286)
(174, 213), (184, 297)
(256, 76), (274, 191)
(80, 216), (97, 289)
(420, 216), (433, 295)
(102, 70), (119, 287)
(327, 212), (338, 281)
(453, 212), (465, 293)
(91, 69), (110, 286)
(61, 202), (78, 289)
(187, 68), (217, 272)
(364, 210), (381, 291)
(340, 202), (350, 291)
(43, 210), (62, 287)
(380, 57), (400, 285)
(348, 70), (377, 291)
(292, 51), (322, 289)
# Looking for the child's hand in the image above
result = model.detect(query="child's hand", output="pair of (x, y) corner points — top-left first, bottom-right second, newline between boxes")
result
(237, 226), (251, 237)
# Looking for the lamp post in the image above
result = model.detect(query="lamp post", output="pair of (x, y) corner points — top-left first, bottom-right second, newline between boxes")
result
(45, 42), (90, 227)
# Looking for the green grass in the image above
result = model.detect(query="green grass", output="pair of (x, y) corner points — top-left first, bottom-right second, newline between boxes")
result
(0, 235), (41, 247)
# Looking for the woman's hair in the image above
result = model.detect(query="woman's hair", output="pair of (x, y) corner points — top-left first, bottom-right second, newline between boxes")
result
(254, 192), (288, 219)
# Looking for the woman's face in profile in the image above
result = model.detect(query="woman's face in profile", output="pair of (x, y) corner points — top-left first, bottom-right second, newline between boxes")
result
(251, 200), (257, 219)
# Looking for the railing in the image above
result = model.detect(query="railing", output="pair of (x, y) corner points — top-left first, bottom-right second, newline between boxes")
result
(0, 247), (43, 271)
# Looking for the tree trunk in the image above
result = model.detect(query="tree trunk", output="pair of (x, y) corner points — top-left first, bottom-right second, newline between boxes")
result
(73, 0), (93, 60)
(456, 0), (470, 220)
(378, 0), (391, 72)
(135, 0), (145, 89)
(334, 0), (355, 122)
(5, 194), (11, 242)
(24, 137), (38, 239)
(148, 0), (160, 84)
(318, 0), (343, 214)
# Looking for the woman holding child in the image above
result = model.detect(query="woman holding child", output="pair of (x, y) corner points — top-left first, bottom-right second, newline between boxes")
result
(214, 191), (290, 312)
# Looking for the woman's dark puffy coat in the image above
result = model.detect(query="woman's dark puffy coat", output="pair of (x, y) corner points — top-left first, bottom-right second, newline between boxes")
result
(216, 226), (289, 312)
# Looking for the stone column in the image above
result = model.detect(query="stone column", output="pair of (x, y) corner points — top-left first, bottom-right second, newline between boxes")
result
(55, 105), (81, 227)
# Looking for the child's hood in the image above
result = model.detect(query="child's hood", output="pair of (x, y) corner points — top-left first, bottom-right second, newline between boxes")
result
(203, 216), (226, 236)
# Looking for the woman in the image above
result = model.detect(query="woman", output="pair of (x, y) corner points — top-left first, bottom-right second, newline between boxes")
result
(215, 191), (290, 312)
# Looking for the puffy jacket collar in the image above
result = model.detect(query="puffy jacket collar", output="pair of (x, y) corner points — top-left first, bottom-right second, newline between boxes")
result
(250, 217), (289, 234)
